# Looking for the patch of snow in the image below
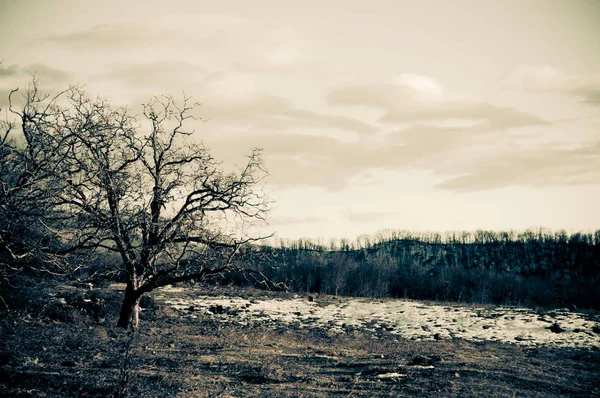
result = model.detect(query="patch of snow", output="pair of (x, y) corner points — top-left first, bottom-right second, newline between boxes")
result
(376, 372), (407, 379)
(157, 285), (186, 293)
(155, 290), (600, 349)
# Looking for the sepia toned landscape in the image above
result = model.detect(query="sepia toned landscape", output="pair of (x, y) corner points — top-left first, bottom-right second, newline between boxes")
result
(1, 1), (600, 396)
(1, 280), (599, 397)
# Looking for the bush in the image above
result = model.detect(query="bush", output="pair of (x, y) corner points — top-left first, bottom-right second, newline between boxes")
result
(39, 300), (83, 323)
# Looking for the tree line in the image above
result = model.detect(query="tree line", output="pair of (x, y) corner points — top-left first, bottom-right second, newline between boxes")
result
(230, 229), (600, 309)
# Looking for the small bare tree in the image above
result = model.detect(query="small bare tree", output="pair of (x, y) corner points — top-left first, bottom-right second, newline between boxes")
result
(4, 81), (272, 329)
(1, 78), (74, 298)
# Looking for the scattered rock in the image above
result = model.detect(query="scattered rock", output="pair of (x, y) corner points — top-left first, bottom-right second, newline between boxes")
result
(357, 367), (391, 376)
(208, 304), (226, 314)
(376, 372), (407, 380)
(409, 355), (441, 366)
(548, 322), (565, 334)
(139, 295), (157, 309)
(166, 294), (598, 348)
(356, 366), (405, 379)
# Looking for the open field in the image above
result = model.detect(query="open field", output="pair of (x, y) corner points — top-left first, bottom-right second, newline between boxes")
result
(1, 281), (599, 397)
(159, 286), (600, 349)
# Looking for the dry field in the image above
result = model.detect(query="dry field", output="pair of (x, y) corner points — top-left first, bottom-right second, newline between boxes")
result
(1, 281), (599, 397)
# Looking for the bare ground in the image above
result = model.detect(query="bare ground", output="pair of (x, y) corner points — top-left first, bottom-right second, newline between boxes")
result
(0, 282), (599, 397)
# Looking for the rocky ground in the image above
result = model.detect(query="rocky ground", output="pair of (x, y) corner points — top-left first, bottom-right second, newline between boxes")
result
(1, 280), (599, 397)
(158, 286), (600, 349)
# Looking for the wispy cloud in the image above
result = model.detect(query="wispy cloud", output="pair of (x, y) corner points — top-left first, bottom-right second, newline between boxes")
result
(0, 63), (72, 83)
(201, 92), (378, 135)
(0, 63), (73, 106)
(0, 64), (20, 77)
(101, 61), (207, 89)
(269, 215), (322, 226)
(346, 210), (400, 223)
(202, 76), (597, 193)
(44, 23), (176, 50)
(327, 82), (547, 129)
(504, 65), (600, 105)
(44, 20), (310, 75)
(436, 141), (600, 191)
(396, 74), (444, 96)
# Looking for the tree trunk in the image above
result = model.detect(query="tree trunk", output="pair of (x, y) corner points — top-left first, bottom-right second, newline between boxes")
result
(117, 287), (141, 330)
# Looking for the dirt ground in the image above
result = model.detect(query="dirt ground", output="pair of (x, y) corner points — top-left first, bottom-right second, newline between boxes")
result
(1, 282), (599, 397)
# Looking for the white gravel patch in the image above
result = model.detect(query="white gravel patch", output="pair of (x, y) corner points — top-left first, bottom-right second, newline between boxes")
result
(376, 372), (407, 379)
(155, 288), (600, 349)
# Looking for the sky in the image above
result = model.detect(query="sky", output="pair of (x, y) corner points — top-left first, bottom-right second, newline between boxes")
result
(1, 0), (599, 240)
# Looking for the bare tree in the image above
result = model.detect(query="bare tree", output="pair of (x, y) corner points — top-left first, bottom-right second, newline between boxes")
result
(1, 78), (74, 300)
(3, 81), (272, 328)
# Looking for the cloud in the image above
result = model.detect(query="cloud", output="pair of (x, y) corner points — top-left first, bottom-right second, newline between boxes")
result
(346, 210), (400, 223)
(396, 74), (444, 96)
(44, 23), (171, 50)
(212, 124), (476, 190)
(0, 63), (73, 106)
(44, 20), (309, 75)
(210, 132), (394, 189)
(200, 79), (558, 192)
(102, 61), (206, 89)
(233, 27), (309, 73)
(327, 82), (547, 129)
(0, 64), (19, 77)
(504, 65), (600, 105)
(436, 141), (600, 192)
(206, 94), (595, 194)
(103, 65), (369, 132)
(0, 63), (71, 83)
(201, 92), (378, 135)
(326, 83), (415, 110)
(381, 101), (546, 130)
(43, 13), (251, 50)
(269, 216), (322, 226)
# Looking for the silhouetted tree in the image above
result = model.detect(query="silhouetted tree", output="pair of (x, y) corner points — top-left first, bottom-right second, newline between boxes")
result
(1, 78), (74, 298)
(3, 80), (272, 329)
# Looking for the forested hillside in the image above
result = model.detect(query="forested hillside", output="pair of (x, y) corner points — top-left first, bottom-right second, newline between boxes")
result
(232, 229), (600, 309)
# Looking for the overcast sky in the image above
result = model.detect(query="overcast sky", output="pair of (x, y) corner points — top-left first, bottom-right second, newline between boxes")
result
(1, 0), (599, 240)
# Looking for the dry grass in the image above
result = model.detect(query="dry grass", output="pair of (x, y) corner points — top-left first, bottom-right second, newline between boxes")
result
(0, 281), (599, 397)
